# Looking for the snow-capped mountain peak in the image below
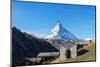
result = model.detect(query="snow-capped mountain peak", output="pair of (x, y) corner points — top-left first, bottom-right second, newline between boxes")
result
(51, 21), (62, 33)
(44, 21), (78, 41)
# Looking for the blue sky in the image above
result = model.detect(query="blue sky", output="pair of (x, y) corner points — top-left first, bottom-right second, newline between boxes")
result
(12, 1), (96, 39)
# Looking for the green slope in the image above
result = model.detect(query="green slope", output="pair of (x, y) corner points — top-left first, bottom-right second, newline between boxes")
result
(51, 43), (96, 63)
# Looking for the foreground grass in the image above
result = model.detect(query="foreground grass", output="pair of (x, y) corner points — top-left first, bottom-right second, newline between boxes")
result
(51, 43), (96, 63)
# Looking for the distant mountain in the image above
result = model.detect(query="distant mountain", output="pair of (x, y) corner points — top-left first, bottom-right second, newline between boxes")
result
(23, 32), (42, 39)
(12, 27), (59, 66)
(44, 21), (78, 41)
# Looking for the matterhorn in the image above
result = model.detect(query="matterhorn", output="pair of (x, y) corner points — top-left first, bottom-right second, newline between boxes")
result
(44, 21), (78, 41)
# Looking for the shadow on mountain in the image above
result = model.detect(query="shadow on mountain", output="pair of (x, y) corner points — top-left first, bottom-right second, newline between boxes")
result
(77, 49), (89, 56)
(12, 27), (59, 66)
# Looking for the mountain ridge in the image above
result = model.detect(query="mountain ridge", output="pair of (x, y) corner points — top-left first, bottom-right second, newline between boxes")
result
(44, 21), (78, 41)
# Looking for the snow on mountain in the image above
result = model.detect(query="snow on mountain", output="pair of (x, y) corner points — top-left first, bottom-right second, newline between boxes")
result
(44, 21), (78, 41)
(22, 31), (43, 40)
(85, 38), (93, 40)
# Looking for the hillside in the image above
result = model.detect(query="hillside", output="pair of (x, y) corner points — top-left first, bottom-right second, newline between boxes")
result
(51, 42), (96, 63)
(12, 27), (59, 66)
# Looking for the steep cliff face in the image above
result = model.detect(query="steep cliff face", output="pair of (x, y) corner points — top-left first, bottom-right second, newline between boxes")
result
(44, 22), (78, 41)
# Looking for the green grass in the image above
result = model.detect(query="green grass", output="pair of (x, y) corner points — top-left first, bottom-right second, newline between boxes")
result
(51, 43), (96, 63)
